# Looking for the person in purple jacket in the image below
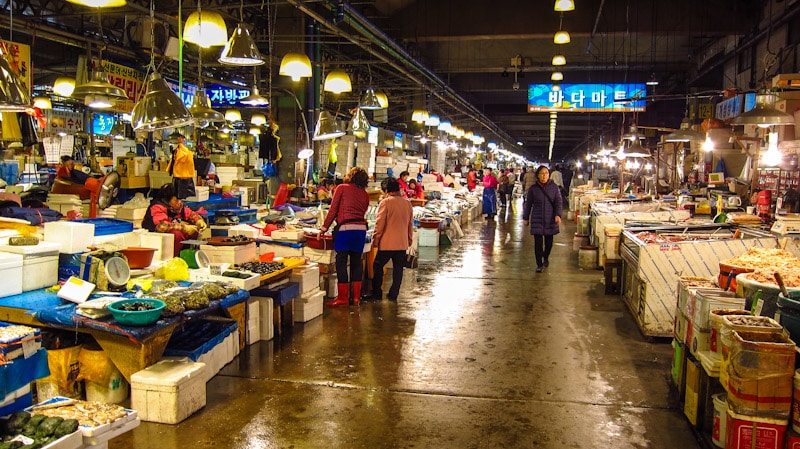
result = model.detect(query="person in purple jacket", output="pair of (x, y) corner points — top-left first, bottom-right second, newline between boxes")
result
(522, 166), (563, 272)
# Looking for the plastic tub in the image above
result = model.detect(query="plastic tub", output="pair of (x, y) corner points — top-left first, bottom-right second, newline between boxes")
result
(578, 245), (597, 270)
(108, 298), (165, 326)
(712, 393), (727, 448)
(718, 262), (754, 292)
(119, 247), (157, 269)
(737, 272), (800, 318)
(573, 233), (589, 251)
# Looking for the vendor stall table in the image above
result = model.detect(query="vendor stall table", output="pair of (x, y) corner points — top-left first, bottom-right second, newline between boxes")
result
(618, 223), (794, 338)
(0, 287), (249, 383)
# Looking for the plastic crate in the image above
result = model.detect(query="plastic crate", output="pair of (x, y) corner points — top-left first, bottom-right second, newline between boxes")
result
(73, 218), (134, 236)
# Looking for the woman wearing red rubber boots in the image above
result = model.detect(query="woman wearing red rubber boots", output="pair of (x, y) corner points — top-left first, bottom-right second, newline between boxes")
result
(320, 166), (370, 306)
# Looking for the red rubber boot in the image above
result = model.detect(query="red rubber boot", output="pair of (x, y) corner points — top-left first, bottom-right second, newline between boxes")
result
(326, 283), (350, 306)
(351, 281), (362, 306)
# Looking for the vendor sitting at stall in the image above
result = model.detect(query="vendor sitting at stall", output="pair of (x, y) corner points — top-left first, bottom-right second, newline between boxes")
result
(142, 184), (207, 255)
(56, 155), (90, 185)
(316, 178), (335, 203)
(406, 178), (424, 199)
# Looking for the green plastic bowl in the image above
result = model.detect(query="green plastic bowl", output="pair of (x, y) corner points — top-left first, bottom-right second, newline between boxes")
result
(108, 298), (166, 326)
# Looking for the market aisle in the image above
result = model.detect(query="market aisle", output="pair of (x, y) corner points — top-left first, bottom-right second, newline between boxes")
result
(111, 197), (701, 449)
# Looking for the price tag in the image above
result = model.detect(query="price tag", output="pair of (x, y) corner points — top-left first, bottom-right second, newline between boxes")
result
(753, 298), (764, 316)
(21, 337), (36, 359)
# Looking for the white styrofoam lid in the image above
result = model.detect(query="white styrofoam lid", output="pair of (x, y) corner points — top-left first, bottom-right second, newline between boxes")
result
(0, 252), (23, 265)
(131, 359), (207, 386)
(0, 241), (61, 255)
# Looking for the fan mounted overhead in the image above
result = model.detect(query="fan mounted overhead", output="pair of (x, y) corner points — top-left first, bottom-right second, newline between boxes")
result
(85, 171), (120, 218)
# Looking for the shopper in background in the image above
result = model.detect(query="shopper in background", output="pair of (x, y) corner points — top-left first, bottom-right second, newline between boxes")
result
(406, 178), (424, 199)
(523, 166), (563, 272)
(169, 134), (196, 200)
(398, 171), (411, 198)
(522, 166), (537, 198)
(371, 177), (414, 301)
(142, 184), (208, 256)
(56, 155), (90, 185)
(482, 168), (499, 220)
(320, 166), (370, 306)
(498, 171), (510, 208)
(466, 167), (477, 191)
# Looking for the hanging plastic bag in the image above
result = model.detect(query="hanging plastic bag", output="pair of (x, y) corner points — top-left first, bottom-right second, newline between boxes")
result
(262, 161), (276, 178)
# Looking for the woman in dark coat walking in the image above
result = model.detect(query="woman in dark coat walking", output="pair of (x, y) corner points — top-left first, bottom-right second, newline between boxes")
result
(522, 166), (563, 272)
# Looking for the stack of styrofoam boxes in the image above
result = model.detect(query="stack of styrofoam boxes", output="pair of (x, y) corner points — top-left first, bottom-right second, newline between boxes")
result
(305, 248), (336, 298)
(186, 186), (210, 203)
(199, 241), (257, 265)
(0, 241), (60, 292)
(335, 135), (357, 176)
(215, 166), (245, 188)
(245, 296), (261, 345)
(250, 294), (274, 342)
(116, 206), (148, 229)
(138, 231), (175, 262)
(375, 155), (392, 180)
(45, 193), (82, 215)
(130, 358), (207, 424)
(291, 263), (324, 322)
(354, 139), (375, 176)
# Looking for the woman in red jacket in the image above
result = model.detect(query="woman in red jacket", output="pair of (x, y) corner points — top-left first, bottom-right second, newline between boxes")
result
(482, 168), (499, 220)
(320, 166), (370, 306)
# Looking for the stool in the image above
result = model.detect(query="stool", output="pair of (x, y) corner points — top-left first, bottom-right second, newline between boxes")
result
(604, 260), (622, 295)
(251, 282), (300, 337)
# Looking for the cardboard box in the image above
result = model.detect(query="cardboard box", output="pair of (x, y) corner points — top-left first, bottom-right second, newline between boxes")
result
(684, 357), (701, 426)
(120, 176), (148, 189)
(726, 409), (788, 449)
(725, 368), (793, 415)
(148, 170), (173, 189)
(130, 359), (207, 424)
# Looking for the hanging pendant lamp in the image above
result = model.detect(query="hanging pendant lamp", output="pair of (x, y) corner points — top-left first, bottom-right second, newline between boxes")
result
(733, 92), (796, 127)
(183, 8), (227, 48)
(349, 107), (369, 138)
(240, 87), (269, 106)
(33, 97), (52, 110)
(665, 117), (704, 142)
(225, 109), (242, 122)
(313, 111), (344, 141)
(131, 73), (194, 131)
(359, 87), (382, 110)
(72, 64), (128, 109)
(324, 70), (352, 94)
(218, 23), (265, 66)
(375, 91), (389, 109)
(52, 77), (76, 97)
(554, 0), (575, 11)
(412, 109), (429, 124)
(250, 113), (267, 126)
(625, 141), (652, 158)
(0, 44), (31, 112)
(551, 71), (564, 81)
(66, 0), (126, 7)
(279, 52), (312, 81)
(551, 54), (566, 66)
(189, 88), (224, 127)
(553, 31), (571, 44)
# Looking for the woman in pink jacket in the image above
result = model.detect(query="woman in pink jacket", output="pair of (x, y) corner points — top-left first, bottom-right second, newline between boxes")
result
(370, 177), (414, 301)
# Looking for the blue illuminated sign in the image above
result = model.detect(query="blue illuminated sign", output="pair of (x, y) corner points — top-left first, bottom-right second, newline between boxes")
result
(528, 83), (647, 112)
(205, 83), (253, 107)
(92, 113), (115, 136)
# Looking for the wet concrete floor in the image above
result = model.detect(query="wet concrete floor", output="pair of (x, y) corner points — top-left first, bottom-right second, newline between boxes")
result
(111, 198), (702, 449)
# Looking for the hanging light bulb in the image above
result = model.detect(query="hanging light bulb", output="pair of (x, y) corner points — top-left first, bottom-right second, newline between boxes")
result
(552, 54), (566, 66)
(183, 8), (228, 48)
(323, 70), (352, 94)
(763, 131), (782, 166)
(279, 52), (312, 81)
(218, 23), (265, 66)
(702, 133), (715, 152)
(249, 126), (261, 136)
(553, 31), (571, 44)
(72, 64), (127, 109)
(551, 72), (563, 81)
(33, 97), (52, 110)
(52, 77), (76, 97)
(412, 109), (429, 124)
(66, 0), (126, 6)
(189, 89), (224, 127)
(240, 87), (269, 106)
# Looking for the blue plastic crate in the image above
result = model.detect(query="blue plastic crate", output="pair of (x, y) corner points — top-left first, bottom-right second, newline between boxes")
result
(72, 218), (134, 236)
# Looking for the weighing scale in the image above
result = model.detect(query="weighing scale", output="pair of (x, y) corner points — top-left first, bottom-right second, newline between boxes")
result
(770, 214), (800, 235)
(179, 239), (210, 269)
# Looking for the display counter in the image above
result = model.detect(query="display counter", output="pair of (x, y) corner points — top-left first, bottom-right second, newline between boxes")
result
(0, 287), (249, 382)
(617, 223), (792, 337)
(591, 208), (691, 266)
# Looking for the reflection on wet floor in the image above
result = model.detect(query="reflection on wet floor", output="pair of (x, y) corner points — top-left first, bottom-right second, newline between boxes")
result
(111, 197), (701, 449)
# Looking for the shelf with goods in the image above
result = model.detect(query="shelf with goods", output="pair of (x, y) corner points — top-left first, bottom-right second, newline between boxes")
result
(755, 167), (800, 198)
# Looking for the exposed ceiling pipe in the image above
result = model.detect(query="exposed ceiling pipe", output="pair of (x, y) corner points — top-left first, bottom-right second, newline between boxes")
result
(286, 0), (518, 149)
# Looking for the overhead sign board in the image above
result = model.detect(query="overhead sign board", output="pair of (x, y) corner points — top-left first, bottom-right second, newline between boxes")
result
(528, 83), (646, 112)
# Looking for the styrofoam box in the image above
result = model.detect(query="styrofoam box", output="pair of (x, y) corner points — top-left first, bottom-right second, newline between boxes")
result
(92, 231), (141, 248)
(200, 242), (257, 265)
(0, 252), (22, 298)
(305, 247), (334, 264)
(0, 242), (59, 291)
(270, 230), (304, 242)
(294, 289), (324, 322)
(246, 297), (261, 345)
(418, 228), (439, 247)
(227, 224), (263, 239)
(321, 274), (337, 298)
(188, 268), (260, 291)
(116, 207), (147, 221)
(139, 232), (175, 261)
(44, 221), (95, 253)
(252, 296), (274, 341)
(131, 359), (207, 424)
(186, 186), (210, 203)
(290, 263), (320, 294)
